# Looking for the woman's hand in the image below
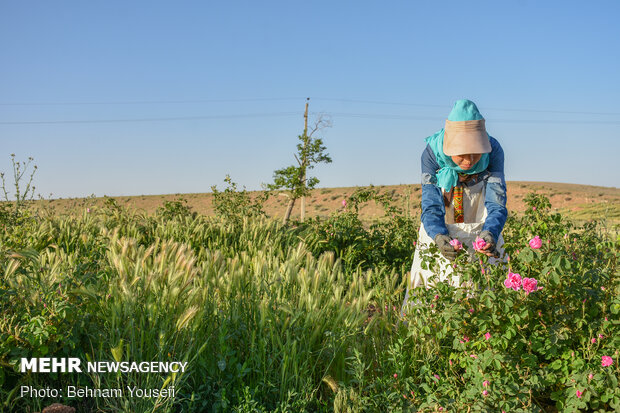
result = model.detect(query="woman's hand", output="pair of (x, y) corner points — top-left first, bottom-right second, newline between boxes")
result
(434, 234), (457, 260)
(478, 230), (499, 258)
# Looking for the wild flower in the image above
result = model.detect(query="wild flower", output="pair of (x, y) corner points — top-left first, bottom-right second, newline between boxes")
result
(503, 272), (522, 291)
(482, 390), (489, 396)
(449, 239), (462, 250)
(472, 238), (487, 251)
(576, 390), (583, 398)
(484, 332), (491, 340)
(522, 278), (538, 294)
(341, 199), (347, 207)
(483, 380), (489, 387)
(591, 338), (596, 344)
(601, 356), (613, 367)
(529, 235), (542, 249)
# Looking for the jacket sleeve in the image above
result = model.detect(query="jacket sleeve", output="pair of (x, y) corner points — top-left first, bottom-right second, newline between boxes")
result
(482, 137), (508, 240)
(420, 145), (449, 240)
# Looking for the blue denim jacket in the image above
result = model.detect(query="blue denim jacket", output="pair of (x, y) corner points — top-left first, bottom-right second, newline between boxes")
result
(420, 136), (507, 241)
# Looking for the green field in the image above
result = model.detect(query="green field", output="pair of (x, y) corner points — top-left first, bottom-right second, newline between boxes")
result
(1, 191), (618, 412)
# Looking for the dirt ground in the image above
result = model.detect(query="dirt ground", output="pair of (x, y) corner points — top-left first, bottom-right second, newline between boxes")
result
(31, 181), (620, 225)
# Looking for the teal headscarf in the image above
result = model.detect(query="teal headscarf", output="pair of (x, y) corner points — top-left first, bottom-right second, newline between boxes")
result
(425, 100), (490, 191)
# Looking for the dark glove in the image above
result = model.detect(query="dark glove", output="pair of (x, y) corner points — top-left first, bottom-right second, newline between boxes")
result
(479, 230), (500, 258)
(434, 234), (457, 260)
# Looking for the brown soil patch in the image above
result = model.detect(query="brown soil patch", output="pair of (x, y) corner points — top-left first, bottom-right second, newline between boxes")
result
(29, 181), (620, 224)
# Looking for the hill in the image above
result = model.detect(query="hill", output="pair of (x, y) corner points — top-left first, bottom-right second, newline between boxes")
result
(32, 181), (620, 225)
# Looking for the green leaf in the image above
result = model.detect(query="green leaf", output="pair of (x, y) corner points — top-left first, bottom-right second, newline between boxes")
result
(111, 339), (124, 363)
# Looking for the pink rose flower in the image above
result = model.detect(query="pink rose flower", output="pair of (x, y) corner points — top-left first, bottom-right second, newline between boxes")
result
(522, 278), (539, 294)
(529, 236), (542, 249)
(393, 373), (398, 378)
(484, 332), (491, 340)
(483, 380), (489, 387)
(602, 356), (613, 367)
(588, 373), (593, 380)
(449, 238), (463, 250)
(591, 338), (596, 344)
(472, 237), (487, 251)
(576, 390), (583, 398)
(503, 272), (522, 291)
(482, 390), (489, 396)
(342, 199), (347, 207)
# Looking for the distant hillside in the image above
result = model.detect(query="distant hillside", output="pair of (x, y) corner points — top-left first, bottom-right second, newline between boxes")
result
(31, 181), (620, 226)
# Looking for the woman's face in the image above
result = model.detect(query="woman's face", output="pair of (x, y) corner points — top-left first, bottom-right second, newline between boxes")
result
(451, 153), (482, 170)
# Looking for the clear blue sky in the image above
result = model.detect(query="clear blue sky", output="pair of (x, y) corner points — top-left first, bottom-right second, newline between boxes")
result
(1, 0), (619, 199)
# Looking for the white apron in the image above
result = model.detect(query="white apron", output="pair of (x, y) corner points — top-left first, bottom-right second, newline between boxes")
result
(402, 180), (506, 308)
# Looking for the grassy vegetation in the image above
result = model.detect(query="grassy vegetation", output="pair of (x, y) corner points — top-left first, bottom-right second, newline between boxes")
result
(1, 188), (618, 412)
